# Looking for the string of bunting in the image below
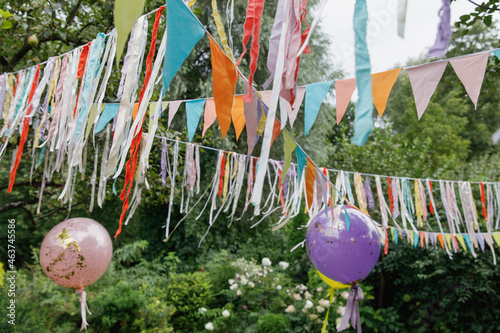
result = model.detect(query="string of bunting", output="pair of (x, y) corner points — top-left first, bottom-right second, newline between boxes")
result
(1, 0), (499, 263)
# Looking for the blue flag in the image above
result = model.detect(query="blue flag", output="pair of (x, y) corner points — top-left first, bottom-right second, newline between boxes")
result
(162, 0), (206, 94)
(304, 81), (333, 136)
(186, 99), (206, 141)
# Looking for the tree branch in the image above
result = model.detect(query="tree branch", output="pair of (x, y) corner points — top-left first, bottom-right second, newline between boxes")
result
(35, 198), (89, 222)
(0, 200), (38, 214)
(65, 0), (84, 28)
(0, 181), (64, 191)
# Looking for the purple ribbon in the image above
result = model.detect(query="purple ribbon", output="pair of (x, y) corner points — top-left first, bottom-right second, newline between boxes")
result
(160, 138), (167, 187)
(364, 175), (374, 210)
(338, 285), (364, 333)
(427, 0), (451, 58)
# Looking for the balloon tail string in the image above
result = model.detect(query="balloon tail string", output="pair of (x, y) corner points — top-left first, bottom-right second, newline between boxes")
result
(76, 288), (91, 332)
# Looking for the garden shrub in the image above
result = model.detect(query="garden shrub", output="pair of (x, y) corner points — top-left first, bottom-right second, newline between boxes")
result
(257, 313), (290, 333)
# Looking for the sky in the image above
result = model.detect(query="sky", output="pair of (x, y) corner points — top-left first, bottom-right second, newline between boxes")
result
(318, 0), (483, 77)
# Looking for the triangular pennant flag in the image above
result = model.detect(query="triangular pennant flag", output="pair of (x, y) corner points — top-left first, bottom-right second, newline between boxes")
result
(162, 0), (205, 94)
(232, 96), (245, 141)
(271, 118), (281, 146)
(335, 78), (356, 125)
(209, 35), (238, 138)
(476, 233), (486, 253)
(449, 52), (489, 109)
(168, 100), (183, 127)
(186, 99), (206, 141)
(95, 104), (119, 134)
(371, 68), (401, 117)
(306, 158), (316, 210)
(407, 61), (448, 120)
(491, 233), (500, 248)
(202, 98), (216, 137)
(456, 234), (467, 252)
(296, 147), (307, 186)
(290, 86), (306, 126)
(437, 234), (445, 251)
(282, 131), (296, 184)
(114, 0), (146, 65)
(493, 50), (500, 60)
(259, 90), (272, 106)
(304, 81), (333, 136)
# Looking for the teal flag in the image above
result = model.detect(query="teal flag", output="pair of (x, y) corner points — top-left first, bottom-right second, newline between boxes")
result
(95, 104), (119, 133)
(162, 0), (206, 94)
(351, 0), (373, 146)
(493, 49), (500, 60)
(304, 81), (333, 136)
(296, 147), (307, 186)
(186, 99), (206, 141)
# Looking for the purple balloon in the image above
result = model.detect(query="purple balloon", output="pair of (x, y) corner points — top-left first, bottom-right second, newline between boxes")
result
(306, 206), (381, 285)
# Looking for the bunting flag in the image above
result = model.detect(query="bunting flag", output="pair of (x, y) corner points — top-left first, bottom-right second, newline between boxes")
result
(209, 35), (238, 138)
(186, 99), (206, 141)
(296, 147), (307, 186)
(371, 68), (401, 117)
(282, 131), (297, 185)
(162, 0), (205, 94)
(407, 61), (448, 120)
(335, 78), (356, 125)
(427, 0), (451, 58)
(114, 0), (146, 64)
(449, 52), (489, 109)
(242, 78), (259, 155)
(95, 104), (119, 133)
(304, 81), (333, 136)
(168, 100), (183, 127)
(202, 98), (216, 137)
(351, 0), (373, 146)
(232, 96), (246, 140)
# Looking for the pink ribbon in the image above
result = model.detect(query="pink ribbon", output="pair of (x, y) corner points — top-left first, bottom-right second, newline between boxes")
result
(75, 288), (91, 331)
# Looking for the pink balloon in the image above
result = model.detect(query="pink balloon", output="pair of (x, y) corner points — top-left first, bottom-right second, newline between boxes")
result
(40, 218), (112, 289)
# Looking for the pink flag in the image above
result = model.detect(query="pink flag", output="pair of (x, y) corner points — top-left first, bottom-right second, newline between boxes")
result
(407, 61), (448, 120)
(202, 98), (216, 137)
(168, 100), (183, 127)
(259, 90), (272, 106)
(450, 52), (489, 110)
(289, 86), (306, 127)
(335, 78), (356, 124)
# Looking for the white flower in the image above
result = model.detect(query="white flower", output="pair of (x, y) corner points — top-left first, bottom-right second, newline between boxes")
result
(337, 306), (345, 316)
(310, 314), (318, 320)
(236, 290), (243, 296)
(245, 272), (250, 277)
(277, 285), (282, 290)
(336, 317), (343, 330)
(318, 299), (330, 308)
(241, 277), (248, 285)
(304, 300), (314, 309)
(285, 305), (296, 313)
(304, 291), (313, 300)
(262, 258), (272, 266)
(258, 273), (263, 277)
(199, 307), (208, 314)
(341, 291), (349, 300)
(316, 306), (325, 313)
(228, 279), (235, 285)
(248, 281), (255, 288)
(299, 284), (308, 291)
(279, 261), (289, 270)
(205, 322), (214, 330)
(222, 310), (230, 317)
(316, 287), (323, 293)
(302, 308), (308, 313)
(230, 283), (238, 290)
(294, 293), (302, 301)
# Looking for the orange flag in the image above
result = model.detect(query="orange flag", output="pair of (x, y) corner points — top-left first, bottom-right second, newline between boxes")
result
(209, 35), (237, 138)
(371, 68), (401, 117)
(306, 157), (316, 210)
(232, 96), (245, 141)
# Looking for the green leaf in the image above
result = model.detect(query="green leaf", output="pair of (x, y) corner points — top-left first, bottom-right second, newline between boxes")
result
(1, 20), (12, 29)
(484, 15), (492, 27)
(459, 14), (470, 22)
(192, 8), (202, 15)
(114, 0), (146, 66)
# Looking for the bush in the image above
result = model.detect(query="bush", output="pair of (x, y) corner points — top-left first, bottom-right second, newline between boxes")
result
(257, 313), (290, 333)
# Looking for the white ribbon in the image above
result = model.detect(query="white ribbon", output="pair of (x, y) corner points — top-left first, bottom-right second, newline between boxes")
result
(75, 289), (91, 331)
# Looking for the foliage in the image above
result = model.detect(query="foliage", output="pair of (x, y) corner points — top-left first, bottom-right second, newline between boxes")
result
(257, 313), (291, 333)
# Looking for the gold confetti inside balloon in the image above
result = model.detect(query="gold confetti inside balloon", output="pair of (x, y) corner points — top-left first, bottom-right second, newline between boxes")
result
(40, 218), (112, 289)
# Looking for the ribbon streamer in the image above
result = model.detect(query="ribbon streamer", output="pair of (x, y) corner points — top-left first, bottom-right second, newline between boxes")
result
(338, 285), (364, 333)
(75, 288), (91, 331)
